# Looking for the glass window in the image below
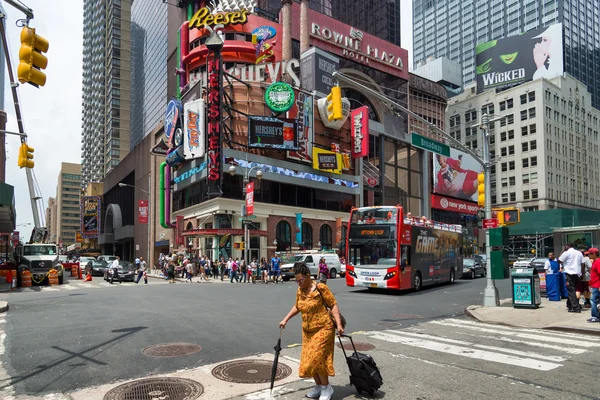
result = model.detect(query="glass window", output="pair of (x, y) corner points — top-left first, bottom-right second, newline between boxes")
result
(276, 221), (291, 252)
(301, 222), (313, 249)
(319, 224), (333, 250)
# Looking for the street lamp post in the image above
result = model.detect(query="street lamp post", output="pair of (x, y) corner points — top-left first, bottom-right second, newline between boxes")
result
(118, 182), (151, 264)
(227, 164), (263, 267)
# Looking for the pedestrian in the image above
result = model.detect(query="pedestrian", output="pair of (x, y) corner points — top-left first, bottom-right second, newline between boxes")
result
(587, 248), (600, 323)
(220, 257), (226, 281)
(579, 250), (592, 308)
(212, 259), (219, 279)
(230, 258), (239, 283)
(278, 262), (344, 400)
(271, 254), (281, 284)
(318, 257), (329, 284)
(205, 257), (212, 280)
(186, 260), (193, 283)
(559, 243), (584, 313)
(109, 256), (120, 284)
(240, 259), (247, 283)
(226, 257), (233, 279)
(261, 257), (269, 284)
(135, 256), (146, 284)
(250, 258), (257, 284)
(143, 269), (148, 284)
(167, 259), (176, 283)
(199, 259), (207, 281)
(544, 252), (560, 275)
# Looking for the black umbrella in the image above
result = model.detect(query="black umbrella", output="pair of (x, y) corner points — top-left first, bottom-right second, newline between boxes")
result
(270, 327), (283, 396)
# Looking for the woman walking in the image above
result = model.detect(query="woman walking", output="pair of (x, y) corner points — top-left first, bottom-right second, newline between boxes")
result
(279, 262), (344, 400)
(261, 257), (269, 284)
(167, 259), (176, 284)
(318, 257), (329, 284)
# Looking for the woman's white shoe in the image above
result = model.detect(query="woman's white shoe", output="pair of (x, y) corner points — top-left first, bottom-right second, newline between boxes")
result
(305, 385), (322, 399)
(319, 384), (334, 400)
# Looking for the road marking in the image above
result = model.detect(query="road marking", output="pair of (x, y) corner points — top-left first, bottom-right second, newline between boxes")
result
(62, 285), (78, 290)
(365, 331), (562, 371)
(287, 343), (301, 348)
(428, 320), (600, 348)
(281, 355), (301, 364)
(443, 318), (600, 341)
(454, 331), (588, 355)
(385, 330), (568, 362)
(39, 287), (60, 291)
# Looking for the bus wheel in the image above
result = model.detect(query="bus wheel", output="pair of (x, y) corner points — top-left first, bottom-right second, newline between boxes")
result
(413, 272), (422, 291)
(329, 269), (337, 279)
(450, 268), (456, 284)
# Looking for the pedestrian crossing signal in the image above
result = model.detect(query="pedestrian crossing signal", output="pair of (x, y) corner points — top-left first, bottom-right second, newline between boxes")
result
(497, 208), (520, 226)
(233, 242), (245, 250)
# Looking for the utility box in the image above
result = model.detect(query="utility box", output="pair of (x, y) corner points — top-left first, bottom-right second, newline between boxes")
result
(511, 268), (541, 309)
(490, 250), (509, 279)
(489, 227), (509, 246)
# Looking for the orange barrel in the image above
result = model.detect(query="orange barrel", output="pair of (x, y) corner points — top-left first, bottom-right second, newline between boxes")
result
(48, 269), (59, 285)
(20, 270), (32, 287)
(71, 264), (78, 277)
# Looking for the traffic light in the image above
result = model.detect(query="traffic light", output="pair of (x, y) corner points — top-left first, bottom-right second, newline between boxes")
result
(477, 173), (485, 206)
(326, 86), (343, 121)
(17, 27), (49, 87)
(497, 208), (520, 226)
(17, 143), (34, 169)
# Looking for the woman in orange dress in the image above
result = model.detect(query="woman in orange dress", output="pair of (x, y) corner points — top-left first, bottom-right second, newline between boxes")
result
(279, 262), (344, 400)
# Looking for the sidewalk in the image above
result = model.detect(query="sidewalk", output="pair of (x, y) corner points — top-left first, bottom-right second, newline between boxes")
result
(466, 297), (600, 335)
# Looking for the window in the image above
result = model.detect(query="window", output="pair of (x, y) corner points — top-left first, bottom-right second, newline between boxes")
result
(508, 130), (514, 139)
(507, 99), (513, 109)
(531, 156), (537, 166)
(529, 107), (536, 118)
(508, 145), (514, 155)
(501, 132), (507, 141)
(301, 222), (313, 249)
(510, 192), (516, 202)
(520, 94), (527, 105)
(502, 193), (509, 203)
(523, 190), (530, 200)
(276, 221), (291, 252)
(522, 142), (529, 152)
(501, 177), (508, 187)
(319, 224), (333, 250)
(501, 162), (507, 172)
(509, 176), (515, 186)
(530, 140), (537, 150)
(530, 172), (538, 183)
(523, 174), (529, 184)
(522, 126), (528, 136)
(523, 158), (529, 167)
(507, 115), (514, 125)
(529, 124), (537, 134)
(521, 110), (528, 121)
(531, 189), (538, 199)
(501, 147), (507, 156)
(509, 161), (515, 170)
(528, 92), (535, 102)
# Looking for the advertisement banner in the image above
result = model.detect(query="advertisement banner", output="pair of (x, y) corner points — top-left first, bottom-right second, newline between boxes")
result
(335, 217), (342, 247)
(138, 200), (149, 224)
(296, 213), (302, 245)
(300, 47), (339, 98)
(475, 23), (563, 94)
(183, 99), (205, 159)
(287, 92), (314, 163)
(248, 116), (299, 150)
(176, 216), (185, 246)
(432, 148), (482, 202)
(206, 49), (223, 197)
(351, 106), (369, 158)
(245, 182), (254, 216)
(431, 194), (479, 215)
(312, 148), (342, 174)
(80, 196), (101, 238)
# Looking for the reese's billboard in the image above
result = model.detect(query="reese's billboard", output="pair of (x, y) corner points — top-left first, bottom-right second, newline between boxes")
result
(475, 23), (563, 94)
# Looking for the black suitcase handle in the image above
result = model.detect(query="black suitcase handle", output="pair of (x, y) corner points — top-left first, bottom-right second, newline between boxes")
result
(337, 334), (361, 363)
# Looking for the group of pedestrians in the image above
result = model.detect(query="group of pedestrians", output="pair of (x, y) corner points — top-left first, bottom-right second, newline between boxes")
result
(546, 243), (600, 322)
(223, 255), (282, 284)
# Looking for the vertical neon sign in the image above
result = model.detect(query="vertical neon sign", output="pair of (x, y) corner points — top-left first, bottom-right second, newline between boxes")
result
(207, 47), (223, 197)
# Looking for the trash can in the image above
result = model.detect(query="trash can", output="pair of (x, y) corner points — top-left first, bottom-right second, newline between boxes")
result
(511, 268), (541, 309)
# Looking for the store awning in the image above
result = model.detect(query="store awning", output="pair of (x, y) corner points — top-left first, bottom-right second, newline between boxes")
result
(182, 228), (269, 237)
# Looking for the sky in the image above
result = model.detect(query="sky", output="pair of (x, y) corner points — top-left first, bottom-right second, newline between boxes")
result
(5, 0), (414, 233)
(3, 0), (83, 234)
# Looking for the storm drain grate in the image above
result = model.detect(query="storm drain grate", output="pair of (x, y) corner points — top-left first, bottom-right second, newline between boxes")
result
(103, 377), (204, 400)
(141, 343), (202, 358)
(337, 341), (376, 351)
(211, 359), (292, 384)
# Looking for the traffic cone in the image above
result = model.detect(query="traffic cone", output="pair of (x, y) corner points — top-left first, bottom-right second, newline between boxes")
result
(85, 273), (92, 282)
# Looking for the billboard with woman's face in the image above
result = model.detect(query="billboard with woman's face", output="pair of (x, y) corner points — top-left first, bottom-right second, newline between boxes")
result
(433, 149), (482, 202)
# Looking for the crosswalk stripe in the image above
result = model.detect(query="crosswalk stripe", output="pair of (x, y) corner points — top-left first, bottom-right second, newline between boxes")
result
(455, 331), (588, 355)
(364, 331), (562, 371)
(443, 318), (600, 341)
(62, 285), (78, 290)
(428, 320), (600, 348)
(385, 330), (568, 362)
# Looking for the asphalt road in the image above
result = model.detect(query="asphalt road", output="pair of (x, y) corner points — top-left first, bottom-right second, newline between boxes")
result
(0, 274), (512, 397)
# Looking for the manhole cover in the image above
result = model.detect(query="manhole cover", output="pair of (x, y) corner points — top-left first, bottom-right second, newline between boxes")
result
(142, 343), (202, 358)
(103, 377), (203, 400)
(337, 341), (376, 351)
(211, 359), (292, 384)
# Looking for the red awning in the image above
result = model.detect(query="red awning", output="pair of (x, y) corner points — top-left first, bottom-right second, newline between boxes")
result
(182, 229), (269, 237)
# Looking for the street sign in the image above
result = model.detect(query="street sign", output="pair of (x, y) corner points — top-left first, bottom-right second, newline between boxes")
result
(483, 218), (499, 229)
(238, 216), (257, 221)
(246, 182), (254, 216)
(411, 132), (450, 157)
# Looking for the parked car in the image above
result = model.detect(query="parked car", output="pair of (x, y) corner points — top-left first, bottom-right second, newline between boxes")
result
(513, 257), (534, 268)
(529, 258), (548, 274)
(103, 260), (135, 282)
(280, 252), (342, 280)
(77, 257), (95, 273)
(462, 258), (486, 279)
(98, 254), (117, 263)
(87, 259), (109, 276)
(473, 254), (487, 267)
(58, 255), (69, 263)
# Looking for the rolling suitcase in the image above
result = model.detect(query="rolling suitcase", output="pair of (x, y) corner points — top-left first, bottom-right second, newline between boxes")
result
(338, 334), (383, 395)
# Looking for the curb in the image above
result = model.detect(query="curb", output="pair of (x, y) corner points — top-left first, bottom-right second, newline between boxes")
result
(0, 301), (8, 313)
(464, 307), (600, 336)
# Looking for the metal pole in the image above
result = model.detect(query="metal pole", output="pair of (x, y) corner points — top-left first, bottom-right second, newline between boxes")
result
(242, 178), (248, 267)
(481, 113), (499, 307)
(147, 173), (151, 265)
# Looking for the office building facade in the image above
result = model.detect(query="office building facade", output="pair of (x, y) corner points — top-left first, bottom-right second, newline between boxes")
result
(53, 163), (83, 247)
(447, 74), (600, 212)
(413, 0), (600, 109)
(81, 0), (132, 188)
(130, 0), (168, 149)
(45, 197), (56, 244)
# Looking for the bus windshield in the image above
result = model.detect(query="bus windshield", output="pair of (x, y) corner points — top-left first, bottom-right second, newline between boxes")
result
(349, 240), (397, 268)
(351, 207), (398, 224)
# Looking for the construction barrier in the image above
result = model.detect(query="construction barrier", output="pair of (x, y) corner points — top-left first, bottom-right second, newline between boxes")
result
(48, 269), (59, 285)
(20, 270), (32, 287)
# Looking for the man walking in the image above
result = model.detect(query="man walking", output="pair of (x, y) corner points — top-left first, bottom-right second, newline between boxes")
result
(271, 254), (281, 284)
(559, 243), (584, 313)
(587, 248), (600, 323)
(109, 256), (121, 284)
(135, 257), (147, 284)
(230, 258), (239, 283)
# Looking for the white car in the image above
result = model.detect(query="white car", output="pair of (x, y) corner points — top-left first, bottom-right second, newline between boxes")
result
(513, 257), (534, 268)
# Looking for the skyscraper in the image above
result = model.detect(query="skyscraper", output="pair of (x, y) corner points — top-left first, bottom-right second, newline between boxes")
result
(413, 0), (600, 109)
(130, 0), (168, 149)
(81, 0), (132, 188)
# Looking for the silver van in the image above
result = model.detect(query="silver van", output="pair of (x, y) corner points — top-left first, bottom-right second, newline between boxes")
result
(280, 252), (342, 280)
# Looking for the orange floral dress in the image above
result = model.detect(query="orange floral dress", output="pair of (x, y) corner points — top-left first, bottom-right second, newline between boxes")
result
(296, 283), (336, 377)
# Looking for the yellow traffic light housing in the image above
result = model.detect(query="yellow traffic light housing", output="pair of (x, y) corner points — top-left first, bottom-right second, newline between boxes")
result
(17, 143), (34, 169)
(477, 173), (485, 206)
(326, 86), (343, 121)
(497, 208), (520, 226)
(17, 27), (49, 87)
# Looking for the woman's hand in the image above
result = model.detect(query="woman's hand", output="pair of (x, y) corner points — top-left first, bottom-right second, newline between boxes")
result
(279, 319), (287, 329)
(336, 324), (344, 336)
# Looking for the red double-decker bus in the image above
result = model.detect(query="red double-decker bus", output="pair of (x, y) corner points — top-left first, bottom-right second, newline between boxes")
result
(345, 206), (463, 291)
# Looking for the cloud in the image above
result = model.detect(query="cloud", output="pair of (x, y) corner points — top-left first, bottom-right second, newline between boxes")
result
(3, 0), (83, 232)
